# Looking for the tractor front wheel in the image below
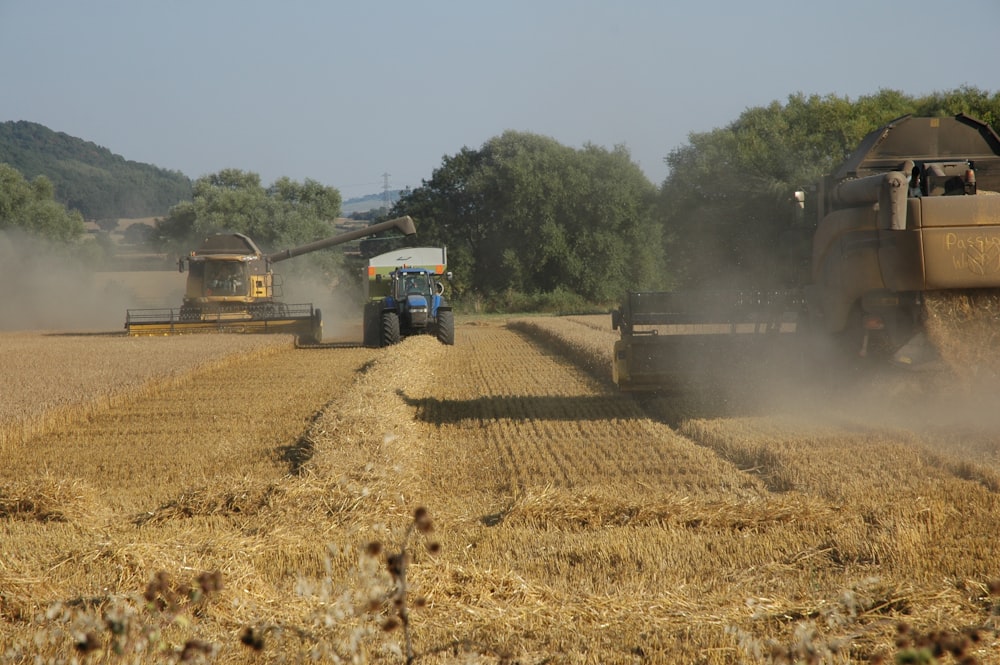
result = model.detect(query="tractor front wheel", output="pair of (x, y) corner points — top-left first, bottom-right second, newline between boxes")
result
(381, 311), (401, 346)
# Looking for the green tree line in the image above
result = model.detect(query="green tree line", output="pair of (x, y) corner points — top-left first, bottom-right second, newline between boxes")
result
(0, 164), (84, 241)
(6, 87), (999, 311)
(383, 86), (1000, 308)
(388, 131), (662, 310)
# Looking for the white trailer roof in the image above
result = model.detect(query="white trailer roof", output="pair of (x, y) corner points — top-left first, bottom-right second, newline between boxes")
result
(367, 246), (446, 269)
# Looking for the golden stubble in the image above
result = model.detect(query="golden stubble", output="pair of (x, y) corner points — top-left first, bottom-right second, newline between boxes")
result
(2, 318), (1000, 663)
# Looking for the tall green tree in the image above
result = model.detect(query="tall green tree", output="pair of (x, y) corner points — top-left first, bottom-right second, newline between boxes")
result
(0, 163), (85, 242)
(391, 131), (663, 305)
(152, 170), (345, 289)
(154, 169), (342, 252)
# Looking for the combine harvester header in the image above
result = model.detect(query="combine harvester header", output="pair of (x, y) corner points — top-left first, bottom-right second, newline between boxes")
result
(612, 290), (804, 392)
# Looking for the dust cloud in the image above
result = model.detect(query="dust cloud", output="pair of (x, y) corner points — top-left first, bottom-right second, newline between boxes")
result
(281, 269), (366, 344)
(637, 312), (1000, 445)
(0, 230), (371, 339)
(0, 230), (165, 333)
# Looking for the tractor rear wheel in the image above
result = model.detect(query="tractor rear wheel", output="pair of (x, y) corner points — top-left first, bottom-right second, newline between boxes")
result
(436, 309), (455, 345)
(381, 311), (400, 346)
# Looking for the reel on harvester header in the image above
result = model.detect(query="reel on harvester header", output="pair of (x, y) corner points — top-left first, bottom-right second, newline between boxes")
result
(125, 216), (417, 344)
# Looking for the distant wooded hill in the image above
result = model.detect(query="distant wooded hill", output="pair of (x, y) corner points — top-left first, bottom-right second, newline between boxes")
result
(0, 121), (192, 220)
(342, 190), (405, 215)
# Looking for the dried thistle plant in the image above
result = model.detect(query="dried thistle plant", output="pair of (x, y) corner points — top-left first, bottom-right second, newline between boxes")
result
(369, 505), (440, 664)
(27, 569), (228, 663)
(234, 507), (443, 664)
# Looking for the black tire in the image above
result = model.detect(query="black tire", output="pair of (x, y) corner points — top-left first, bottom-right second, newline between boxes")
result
(436, 309), (455, 346)
(310, 308), (323, 344)
(297, 309), (323, 345)
(381, 311), (400, 346)
(363, 302), (382, 348)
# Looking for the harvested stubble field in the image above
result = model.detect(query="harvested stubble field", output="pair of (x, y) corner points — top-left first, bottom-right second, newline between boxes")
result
(2, 318), (1000, 664)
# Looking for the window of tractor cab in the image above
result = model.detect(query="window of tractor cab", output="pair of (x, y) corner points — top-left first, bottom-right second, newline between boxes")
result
(398, 273), (431, 298)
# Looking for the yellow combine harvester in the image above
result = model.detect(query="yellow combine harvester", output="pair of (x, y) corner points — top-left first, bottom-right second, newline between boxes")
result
(125, 216), (416, 343)
(614, 114), (1000, 391)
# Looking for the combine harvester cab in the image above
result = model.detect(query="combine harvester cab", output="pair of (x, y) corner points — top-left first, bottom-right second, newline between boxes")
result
(125, 216), (416, 344)
(362, 247), (454, 347)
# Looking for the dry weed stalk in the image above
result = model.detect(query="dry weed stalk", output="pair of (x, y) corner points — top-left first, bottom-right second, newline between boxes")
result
(234, 507), (455, 664)
(6, 569), (226, 663)
(730, 576), (1000, 664)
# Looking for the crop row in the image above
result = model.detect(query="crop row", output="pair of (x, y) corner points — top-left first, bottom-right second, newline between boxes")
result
(0, 332), (292, 450)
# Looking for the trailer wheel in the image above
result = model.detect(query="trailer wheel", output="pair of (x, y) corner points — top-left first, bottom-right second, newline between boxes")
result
(382, 311), (400, 346)
(436, 309), (455, 346)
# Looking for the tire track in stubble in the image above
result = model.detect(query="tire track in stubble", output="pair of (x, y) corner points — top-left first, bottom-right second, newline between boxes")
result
(408, 322), (767, 504)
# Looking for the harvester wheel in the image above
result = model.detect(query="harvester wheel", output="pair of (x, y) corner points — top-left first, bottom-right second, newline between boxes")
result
(436, 309), (455, 345)
(827, 305), (881, 376)
(363, 302), (382, 348)
(310, 309), (323, 344)
(381, 311), (400, 346)
(295, 309), (323, 346)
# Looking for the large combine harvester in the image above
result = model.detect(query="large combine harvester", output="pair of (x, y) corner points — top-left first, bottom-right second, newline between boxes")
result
(613, 114), (1000, 391)
(125, 216), (416, 344)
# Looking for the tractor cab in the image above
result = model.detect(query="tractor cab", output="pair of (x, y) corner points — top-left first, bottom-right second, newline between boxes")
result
(910, 159), (978, 197)
(394, 269), (435, 300)
(391, 269), (436, 328)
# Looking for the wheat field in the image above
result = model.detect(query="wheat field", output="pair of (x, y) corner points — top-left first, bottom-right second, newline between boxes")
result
(2, 319), (1000, 664)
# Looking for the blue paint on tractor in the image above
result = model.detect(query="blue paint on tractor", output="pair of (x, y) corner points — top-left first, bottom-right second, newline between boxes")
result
(363, 262), (455, 347)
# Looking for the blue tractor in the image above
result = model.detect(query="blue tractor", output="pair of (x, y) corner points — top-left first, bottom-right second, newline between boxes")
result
(363, 248), (454, 347)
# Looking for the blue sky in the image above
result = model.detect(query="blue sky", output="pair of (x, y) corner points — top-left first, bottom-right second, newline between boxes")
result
(2, 1), (998, 200)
